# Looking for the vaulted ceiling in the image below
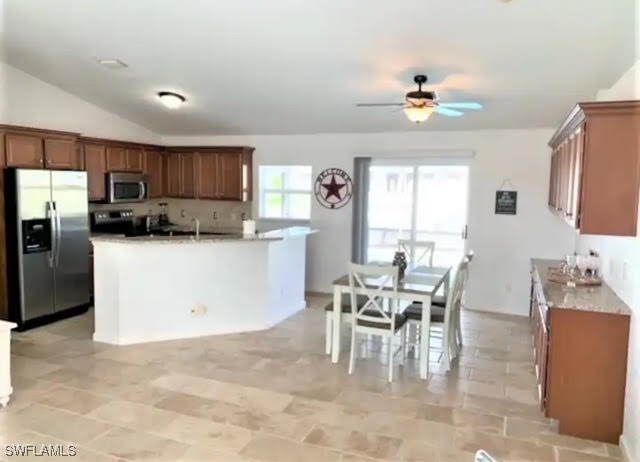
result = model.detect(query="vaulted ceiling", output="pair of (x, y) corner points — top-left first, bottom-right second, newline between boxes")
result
(1, 0), (636, 135)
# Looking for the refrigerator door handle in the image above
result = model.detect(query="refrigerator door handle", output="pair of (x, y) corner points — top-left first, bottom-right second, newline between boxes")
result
(54, 201), (62, 267)
(46, 201), (55, 268)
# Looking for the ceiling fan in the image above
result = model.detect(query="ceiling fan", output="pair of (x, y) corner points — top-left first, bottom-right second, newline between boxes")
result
(357, 74), (483, 123)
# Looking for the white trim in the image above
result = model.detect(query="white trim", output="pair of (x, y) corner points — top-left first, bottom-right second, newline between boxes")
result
(372, 156), (472, 166)
(366, 148), (475, 162)
(620, 434), (635, 462)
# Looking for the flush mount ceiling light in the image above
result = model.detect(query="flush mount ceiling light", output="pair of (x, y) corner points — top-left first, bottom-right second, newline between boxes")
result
(96, 58), (128, 70)
(157, 91), (186, 109)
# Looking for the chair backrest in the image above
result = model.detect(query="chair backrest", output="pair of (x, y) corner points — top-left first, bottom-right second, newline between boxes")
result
(397, 239), (435, 267)
(348, 263), (399, 329)
(446, 257), (469, 315)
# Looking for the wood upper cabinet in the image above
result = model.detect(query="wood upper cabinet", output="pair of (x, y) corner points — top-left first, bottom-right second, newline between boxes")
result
(5, 133), (44, 168)
(217, 151), (243, 200)
(144, 150), (164, 198)
(106, 146), (127, 171)
(180, 152), (196, 198)
(83, 143), (107, 201)
(196, 153), (219, 199)
(166, 153), (181, 197)
(44, 137), (79, 170)
(125, 148), (143, 172)
(548, 101), (639, 236)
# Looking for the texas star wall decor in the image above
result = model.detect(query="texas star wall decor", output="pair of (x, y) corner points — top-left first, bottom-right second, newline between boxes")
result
(314, 168), (353, 209)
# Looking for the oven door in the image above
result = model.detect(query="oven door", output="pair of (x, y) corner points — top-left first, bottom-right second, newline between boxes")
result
(107, 173), (148, 203)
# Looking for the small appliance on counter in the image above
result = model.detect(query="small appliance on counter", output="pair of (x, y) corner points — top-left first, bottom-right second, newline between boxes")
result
(4, 168), (91, 330)
(158, 202), (170, 226)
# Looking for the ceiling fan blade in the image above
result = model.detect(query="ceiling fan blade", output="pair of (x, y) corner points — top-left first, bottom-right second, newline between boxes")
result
(435, 106), (464, 117)
(438, 102), (483, 110)
(356, 103), (405, 107)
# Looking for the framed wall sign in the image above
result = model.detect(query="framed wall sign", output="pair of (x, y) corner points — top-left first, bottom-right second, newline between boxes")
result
(495, 190), (517, 215)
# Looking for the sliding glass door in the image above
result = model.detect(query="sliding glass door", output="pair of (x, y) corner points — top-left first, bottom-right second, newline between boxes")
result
(365, 161), (469, 267)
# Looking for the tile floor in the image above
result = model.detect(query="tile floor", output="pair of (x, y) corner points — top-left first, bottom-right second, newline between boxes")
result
(1, 296), (624, 461)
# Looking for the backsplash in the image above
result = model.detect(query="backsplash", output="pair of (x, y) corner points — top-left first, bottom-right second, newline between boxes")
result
(89, 199), (252, 229)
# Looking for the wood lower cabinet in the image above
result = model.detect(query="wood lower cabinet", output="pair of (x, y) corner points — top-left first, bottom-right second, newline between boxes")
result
(44, 138), (79, 170)
(106, 146), (127, 171)
(530, 261), (631, 444)
(83, 143), (107, 201)
(548, 101), (640, 236)
(5, 133), (44, 168)
(144, 150), (164, 198)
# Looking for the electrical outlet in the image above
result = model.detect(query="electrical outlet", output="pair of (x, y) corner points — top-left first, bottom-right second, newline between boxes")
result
(180, 209), (185, 218)
(190, 303), (207, 316)
(241, 212), (246, 221)
(212, 211), (218, 220)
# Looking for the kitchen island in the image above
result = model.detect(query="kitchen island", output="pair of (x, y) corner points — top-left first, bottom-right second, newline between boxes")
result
(90, 227), (315, 345)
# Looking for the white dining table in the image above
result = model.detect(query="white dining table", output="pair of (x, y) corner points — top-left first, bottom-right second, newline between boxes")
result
(330, 265), (452, 380)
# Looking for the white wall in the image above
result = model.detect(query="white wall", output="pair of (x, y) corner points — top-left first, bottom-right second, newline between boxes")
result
(576, 37), (640, 460)
(164, 130), (575, 316)
(0, 62), (160, 144)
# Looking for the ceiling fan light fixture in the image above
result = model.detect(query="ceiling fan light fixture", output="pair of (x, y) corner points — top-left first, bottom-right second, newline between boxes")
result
(157, 91), (186, 109)
(403, 105), (434, 123)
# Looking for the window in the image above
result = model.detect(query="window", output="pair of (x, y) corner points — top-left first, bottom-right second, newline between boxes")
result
(259, 166), (312, 219)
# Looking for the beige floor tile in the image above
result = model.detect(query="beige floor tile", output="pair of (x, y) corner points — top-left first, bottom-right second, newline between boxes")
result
(505, 417), (608, 456)
(556, 448), (622, 462)
(7, 302), (614, 462)
(283, 397), (368, 429)
(505, 384), (540, 405)
(178, 445), (258, 461)
(362, 414), (458, 447)
(240, 434), (341, 462)
(153, 373), (293, 413)
(88, 399), (179, 432)
(33, 385), (111, 415)
(333, 390), (420, 416)
(12, 404), (114, 445)
(304, 423), (402, 460)
(87, 427), (189, 461)
(416, 403), (504, 434)
(150, 414), (252, 453)
(156, 391), (314, 441)
(393, 440), (476, 462)
(455, 429), (555, 461)
(464, 394), (550, 424)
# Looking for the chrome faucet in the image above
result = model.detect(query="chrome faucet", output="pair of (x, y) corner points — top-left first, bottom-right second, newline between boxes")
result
(190, 217), (200, 240)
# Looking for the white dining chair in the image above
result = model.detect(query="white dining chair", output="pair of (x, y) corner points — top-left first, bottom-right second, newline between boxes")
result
(324, 293), (370, 355)
(347, 263), (407, 383)
(402, 256), (469, 370)
(397, 239), (435, 268)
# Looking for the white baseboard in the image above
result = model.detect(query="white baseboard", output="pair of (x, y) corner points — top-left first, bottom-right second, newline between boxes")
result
(620, 434), (636, 462)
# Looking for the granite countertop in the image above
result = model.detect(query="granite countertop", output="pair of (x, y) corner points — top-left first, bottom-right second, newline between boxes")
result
(90, 226), (316, 244)
(531, 258), (631, 315)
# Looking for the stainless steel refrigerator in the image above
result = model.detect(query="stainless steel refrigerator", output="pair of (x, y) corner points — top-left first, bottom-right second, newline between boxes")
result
(4, 168), (90, 329)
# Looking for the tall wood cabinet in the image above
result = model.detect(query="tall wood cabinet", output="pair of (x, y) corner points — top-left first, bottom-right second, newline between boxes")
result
(548, 101), (640, 236)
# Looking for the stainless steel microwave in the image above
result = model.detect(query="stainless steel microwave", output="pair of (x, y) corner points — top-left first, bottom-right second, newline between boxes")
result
(107, 172), (148, 203)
